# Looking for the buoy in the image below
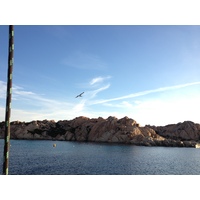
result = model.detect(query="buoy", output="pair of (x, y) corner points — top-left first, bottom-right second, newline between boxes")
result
(195, 143), (200, 148)
(53, 144), (56, 148)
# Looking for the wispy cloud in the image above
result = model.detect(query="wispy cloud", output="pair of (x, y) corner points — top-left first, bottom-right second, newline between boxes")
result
(12, 85), (66, 108)
(91, 81), (200, 105)
(89, 76), (111, 85)
(87, 84), (110, 98)
(81, 75), (111, 99)
(63, 51), (107, 70)
(0, 80), (6, 99)
(0, 77), (111, 122)
(3, 78), (199, 126)
(72, 76), (111, 112)
(73, 99), (87, 113)
(0, 80), (74, 121)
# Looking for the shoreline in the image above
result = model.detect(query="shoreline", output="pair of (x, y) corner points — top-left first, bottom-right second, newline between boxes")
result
(1, 116), (200, 148)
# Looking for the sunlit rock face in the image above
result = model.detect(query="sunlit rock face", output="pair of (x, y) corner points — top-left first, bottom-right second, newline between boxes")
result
(147, 121), (200, 141)
(0, 117), (200, 147)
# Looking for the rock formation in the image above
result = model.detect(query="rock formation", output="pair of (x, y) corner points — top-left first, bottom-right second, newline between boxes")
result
(147, 121), (200, 141)
(0, 116), (200, 147)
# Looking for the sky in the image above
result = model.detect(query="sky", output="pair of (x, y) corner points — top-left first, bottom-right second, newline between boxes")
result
(1, 25), (200, 126)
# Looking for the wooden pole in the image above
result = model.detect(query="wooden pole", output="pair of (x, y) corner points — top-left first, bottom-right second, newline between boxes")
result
(3, 25), (14, 175)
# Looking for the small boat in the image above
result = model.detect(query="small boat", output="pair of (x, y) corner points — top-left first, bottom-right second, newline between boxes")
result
(53, 144), (56, 148)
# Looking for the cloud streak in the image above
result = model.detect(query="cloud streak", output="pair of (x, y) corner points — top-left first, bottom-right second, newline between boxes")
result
(72, 76), (111, 112)
(2, 78), (199, 126)
(89, 76), (111, 85)
(91, 81), (200, 105)
(0, 76), (111, 122)
(88, 84), (110, 98)
(0, 80), (74, 121)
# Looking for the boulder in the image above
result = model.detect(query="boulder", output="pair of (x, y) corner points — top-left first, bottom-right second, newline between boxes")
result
(148, 121), (200, 141)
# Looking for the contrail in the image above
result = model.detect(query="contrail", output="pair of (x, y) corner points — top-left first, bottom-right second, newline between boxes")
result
(91, 81), (200, 105)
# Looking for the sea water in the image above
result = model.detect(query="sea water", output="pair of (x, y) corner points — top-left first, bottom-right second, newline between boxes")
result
(0, 139), (200, 175)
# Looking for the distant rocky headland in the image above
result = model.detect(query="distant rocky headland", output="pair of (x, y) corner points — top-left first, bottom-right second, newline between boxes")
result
(1, 116), (200, 148)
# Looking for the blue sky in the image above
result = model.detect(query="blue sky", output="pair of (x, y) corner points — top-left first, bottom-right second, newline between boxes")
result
(1, 25), (200, 126)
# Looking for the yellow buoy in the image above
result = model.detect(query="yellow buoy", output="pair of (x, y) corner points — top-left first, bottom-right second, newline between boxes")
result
(53, 144), (56, 148)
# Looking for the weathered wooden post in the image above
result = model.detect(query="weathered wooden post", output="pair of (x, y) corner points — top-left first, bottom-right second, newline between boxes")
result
(3, 25), (14, 175)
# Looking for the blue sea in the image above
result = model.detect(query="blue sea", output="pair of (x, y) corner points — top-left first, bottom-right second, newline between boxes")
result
(0, 139), (200, 175)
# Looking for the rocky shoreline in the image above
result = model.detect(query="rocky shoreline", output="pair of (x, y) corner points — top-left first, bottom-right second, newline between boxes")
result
(1, 116), (200, 147)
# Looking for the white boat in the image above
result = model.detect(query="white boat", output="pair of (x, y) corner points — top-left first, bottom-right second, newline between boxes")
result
(195, 143), (200, 148)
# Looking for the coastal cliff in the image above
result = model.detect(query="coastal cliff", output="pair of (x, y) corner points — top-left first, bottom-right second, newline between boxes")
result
(0, 116), (200, 147)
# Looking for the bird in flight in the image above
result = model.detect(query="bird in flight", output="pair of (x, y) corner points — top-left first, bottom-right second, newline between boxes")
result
(75, 92), (84, 98)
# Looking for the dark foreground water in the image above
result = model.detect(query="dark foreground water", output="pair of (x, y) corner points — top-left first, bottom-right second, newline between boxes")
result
(0, 139), (200, 175)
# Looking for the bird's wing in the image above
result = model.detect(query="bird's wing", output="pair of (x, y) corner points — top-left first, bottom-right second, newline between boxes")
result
(75, 92), (84, 98)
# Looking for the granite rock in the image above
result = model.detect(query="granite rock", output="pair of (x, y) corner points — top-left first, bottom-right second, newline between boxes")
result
(1, 117), (200, 147)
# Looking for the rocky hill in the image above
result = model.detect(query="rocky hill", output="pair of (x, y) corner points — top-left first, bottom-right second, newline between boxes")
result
(0, 116), (200, 147)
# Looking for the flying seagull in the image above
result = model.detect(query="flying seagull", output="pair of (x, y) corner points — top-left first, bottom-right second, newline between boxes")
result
(75, 92), (84, 98)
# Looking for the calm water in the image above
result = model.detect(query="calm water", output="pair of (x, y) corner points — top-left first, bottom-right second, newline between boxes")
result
(0, 139), (200, 175)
